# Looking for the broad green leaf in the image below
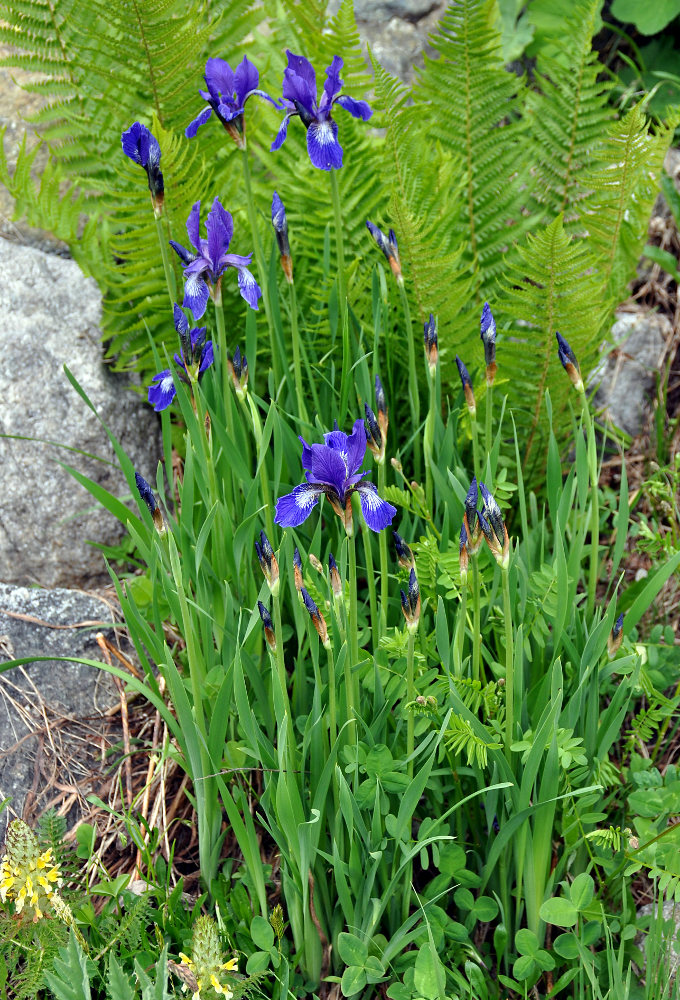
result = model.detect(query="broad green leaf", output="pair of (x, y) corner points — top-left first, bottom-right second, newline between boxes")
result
(570, 872), (594, 910)
(107, 955), (135, 1000)
(539, 896), (578, 927)
(337, 933), (368, 968)
(611, 0), (680, 34)
(341, 966), (367, 998)
(250, 915), (275, 952)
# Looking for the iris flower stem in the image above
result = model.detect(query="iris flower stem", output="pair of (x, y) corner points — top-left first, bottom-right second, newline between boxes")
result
(329, 168), (346, 312)
(272, 589), (295, 757)
(240, 146), (283, 391)
(326, 641), (337, 751)
(212, 299), (234, 510)
(346, 526), (359, 747)
(485, 382), (494, 458)
(288, 279), (309, 424)
(580, 390), (599, 619)
(454, 586), (467, 677)
(402, 626), (416, 923)
(242, 394), (275, 542)
(361, 519), (378, 649)
(502, 566), (514, 765)
(424, 367), (436, 511)
(378, 461), (389, 630)
(397, 281), (421, 480)
(470, 411), (481, 483)
(155, 216), (177, 307)
(472, 558), (482, 684)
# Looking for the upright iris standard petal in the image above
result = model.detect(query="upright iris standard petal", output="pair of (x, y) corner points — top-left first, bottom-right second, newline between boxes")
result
(186, 55), (281, 146)
(274, 418), (396, 534)
(271, 51), (372, 171)
(169, 198), (261, 320)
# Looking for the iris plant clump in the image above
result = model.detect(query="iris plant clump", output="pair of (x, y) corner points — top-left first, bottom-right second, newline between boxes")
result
(271, 51), (372, 170)
(274, 419), (396, 534)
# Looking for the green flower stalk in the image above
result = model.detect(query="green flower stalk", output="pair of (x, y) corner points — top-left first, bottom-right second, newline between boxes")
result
(423, 313), (438, 510)
(556, 332), (599, 617)
(464, 478), (484, 683)
(457, 355), (480, 481)
(478, 484), (513, 759)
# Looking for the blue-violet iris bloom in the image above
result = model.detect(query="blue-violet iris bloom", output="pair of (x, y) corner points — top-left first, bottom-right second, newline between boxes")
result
(274, 419), (396, 534)
(147, 305), (214, 411)
(271, 51), (372, 171)
(170, 198), (261, 320)
(186, 56), (281, 147)
(121, 122), (164, 215)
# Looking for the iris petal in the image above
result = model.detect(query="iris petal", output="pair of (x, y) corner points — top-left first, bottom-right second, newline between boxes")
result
(274, 483), (324, 528)
(356, 483), (397, 532)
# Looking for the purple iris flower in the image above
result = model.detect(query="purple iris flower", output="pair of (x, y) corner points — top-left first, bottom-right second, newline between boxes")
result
(147, 305), (214, 411)
(271, 51), (372, 171)
(169, 198), (261, 320)
(186, 56), (282, 147)
(274, 419), (396, 533)
(121, 122), (164, 215)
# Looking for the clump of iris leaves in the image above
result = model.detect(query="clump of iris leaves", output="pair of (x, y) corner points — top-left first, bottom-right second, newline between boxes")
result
(2, 3), (680, 1000)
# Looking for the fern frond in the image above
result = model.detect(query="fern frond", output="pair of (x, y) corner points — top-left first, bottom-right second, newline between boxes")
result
(497, 214), (606, 475)
(585, 103), (679, 305)
(524, 0), (615, 226)
(415, 0), (531, 302)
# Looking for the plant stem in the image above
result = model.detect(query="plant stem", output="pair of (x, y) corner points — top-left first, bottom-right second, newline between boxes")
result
(402, 626), (416, 922)
(346, 525), (359, 747)
(397, 280), (421, 480)
(240, 145), (283, 391)
(155, 215), (177, 307)
(378, 461), (389, 634)
(502, 566), (514, 764)
(212, 298), (235, 510)
(361, 519), (378, 649)
(485, 381), (493, 458)
(272, 588), (295, 757)
(454, 585), (467, 677)
(424, 366), (436, 511)
(288, 279), (308, 424)
(326, 641), (337, 751)
(242, 393), (275, 542)
(329, 168), (346, 312)
(470, 409), (481, 483)
(472, 557), (481, 683)
(580, 390), (599, 619)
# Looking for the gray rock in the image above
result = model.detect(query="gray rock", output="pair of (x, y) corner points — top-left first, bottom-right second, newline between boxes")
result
(354, 0), (440, 24)
(0, 584), (118, 842)
(0, 237), (161, 588)
(591, 309), (669, 438)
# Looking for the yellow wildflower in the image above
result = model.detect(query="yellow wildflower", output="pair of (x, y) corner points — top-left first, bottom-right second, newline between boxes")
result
(0, 821), (63, 921)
